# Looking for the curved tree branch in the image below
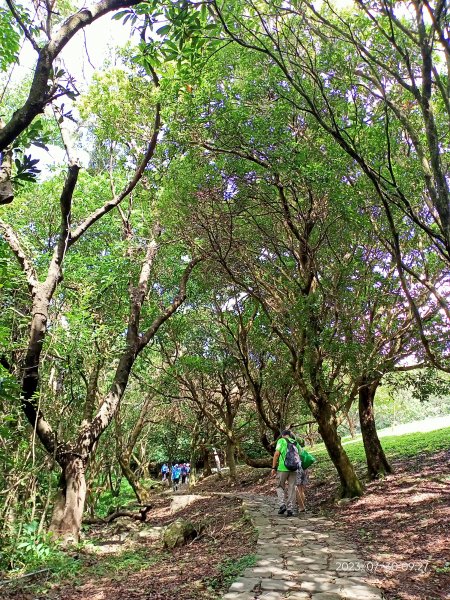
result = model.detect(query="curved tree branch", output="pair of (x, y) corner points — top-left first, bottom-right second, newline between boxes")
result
(0, 0), (142, 152)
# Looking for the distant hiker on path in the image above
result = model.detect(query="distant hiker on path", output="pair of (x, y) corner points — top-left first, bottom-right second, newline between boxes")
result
(180, 463), (188, 486)
(292, 433), (315, 513)
(161, 463), (169, 482)
(287, 426), (316, 513)
(213, 447), (221, 472)
(272, 429), (302, 517)
(296, 461), (309, 512)
(171, 463), (181, 491)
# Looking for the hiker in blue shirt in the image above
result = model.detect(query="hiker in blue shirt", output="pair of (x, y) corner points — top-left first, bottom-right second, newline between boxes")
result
(171, 463), (181, 491)
(161, 463), (169, 482)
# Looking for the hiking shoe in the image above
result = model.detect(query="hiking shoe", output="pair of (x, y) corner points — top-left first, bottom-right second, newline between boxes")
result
(286, 510), (294, 517)
(278, 504), (287, 515)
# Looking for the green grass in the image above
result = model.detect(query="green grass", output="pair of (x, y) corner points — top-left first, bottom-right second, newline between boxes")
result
(92, 478), (162, 519)
(207, 554), (258, 591)
(310, 426), (450, 479)
(94, 479), (137, 518)
(84, 547), (164, 578)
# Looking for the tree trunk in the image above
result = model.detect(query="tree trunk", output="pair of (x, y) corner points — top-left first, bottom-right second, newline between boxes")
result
(240, 453), (272, 468)
(82, 358), (103, 424)
(313, 400), (363, 498)
(21, 292), (56, 454)
(118, 457), (150, 503)
(359, 380), (392, 480)
(115, 393), (153, 501)
(189, 463), (197, 486)
(108, 464), (122, 497)
(260, 431), (276, 454)
(226, 439), (237, 480)
(188, 422), (200, 486)
(202, 447), (212, 476)
(49, 456), (86, 544)
(347, 412), (356, 439)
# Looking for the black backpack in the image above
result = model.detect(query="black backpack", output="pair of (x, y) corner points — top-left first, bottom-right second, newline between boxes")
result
(284, 438), (300, 471)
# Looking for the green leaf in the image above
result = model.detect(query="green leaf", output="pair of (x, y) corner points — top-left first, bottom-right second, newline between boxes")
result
(156, 24), (171, 36)
(112, 10), (130, 21)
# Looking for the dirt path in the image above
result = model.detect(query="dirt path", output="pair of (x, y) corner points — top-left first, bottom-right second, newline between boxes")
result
(222, 494), (383, 600)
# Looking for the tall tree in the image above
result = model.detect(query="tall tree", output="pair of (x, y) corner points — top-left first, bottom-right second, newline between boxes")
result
(0, 53), (201, 540)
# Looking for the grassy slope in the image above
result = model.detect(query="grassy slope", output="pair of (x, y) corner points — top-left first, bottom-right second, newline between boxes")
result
(310, 426), (450, 479)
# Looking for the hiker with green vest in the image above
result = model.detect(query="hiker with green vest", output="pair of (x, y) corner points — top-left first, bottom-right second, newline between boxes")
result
(271, 429), (301, 517)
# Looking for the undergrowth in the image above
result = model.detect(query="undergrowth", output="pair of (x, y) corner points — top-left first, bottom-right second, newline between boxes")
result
(207, 553), (257, 591)
(1, 544), (164, 594)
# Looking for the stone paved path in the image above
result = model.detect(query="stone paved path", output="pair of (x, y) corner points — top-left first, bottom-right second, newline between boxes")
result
(222, 494), (383, 600)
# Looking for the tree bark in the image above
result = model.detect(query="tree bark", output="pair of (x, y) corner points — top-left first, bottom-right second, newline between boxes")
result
(359, 380), (392, 479)
(225, 438), (237, 480)
(0, 133), (14, 204)
(240, 453), (272, 468)
(21, 291), (57, 454)
(48, 455), (86, 544)
(313, 399), (363, 497)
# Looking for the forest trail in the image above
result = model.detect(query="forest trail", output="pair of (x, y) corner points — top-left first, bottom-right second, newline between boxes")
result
(222, 494), (383, 600)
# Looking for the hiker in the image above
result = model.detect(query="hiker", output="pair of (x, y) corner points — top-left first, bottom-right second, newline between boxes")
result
(185, 462), (190, 484)
(180, 463), (188, 486)
(290, 433), (315, 513)
(271, 429), (301, 517)
(295, 459), (309, 513)
(213, 447), (221, 472)
(161, 463), (169, 482)
(171, 463), (181, 491)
